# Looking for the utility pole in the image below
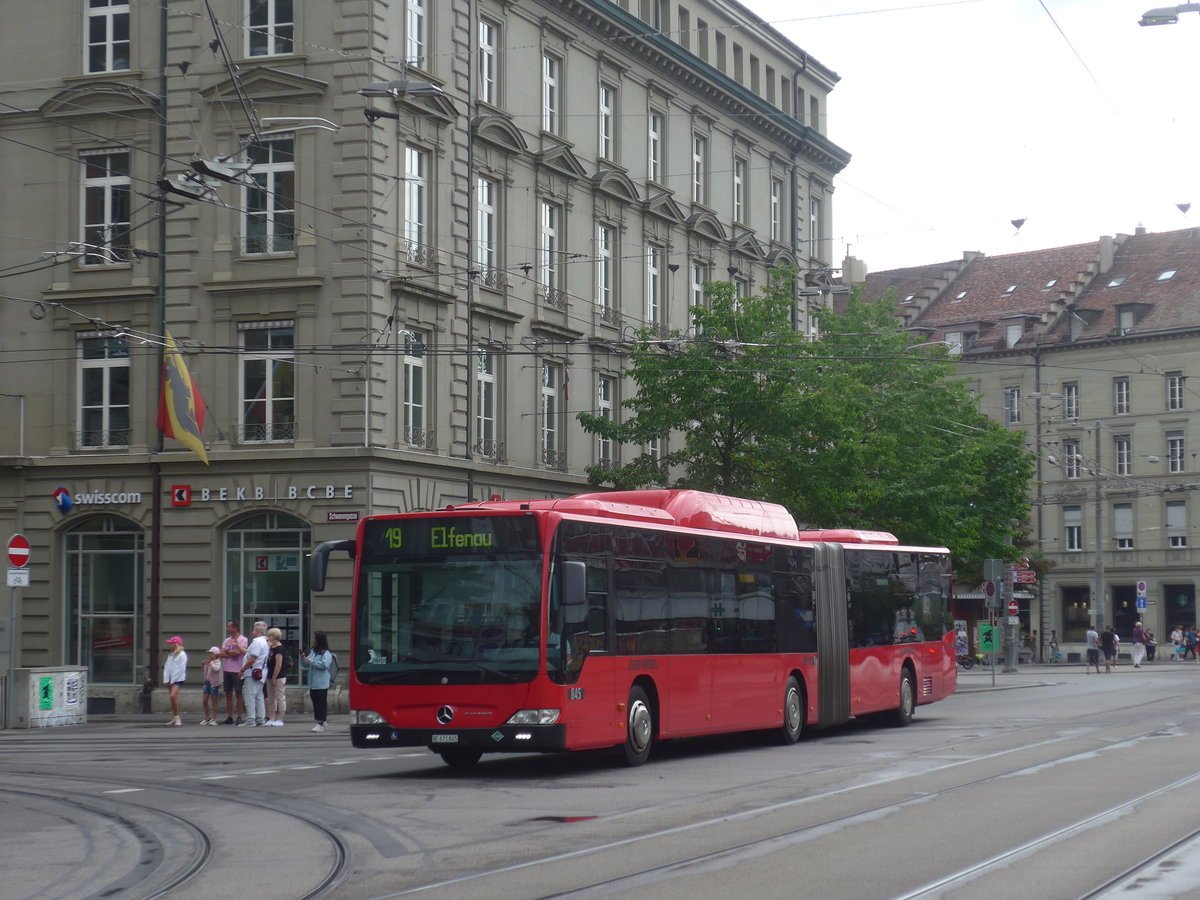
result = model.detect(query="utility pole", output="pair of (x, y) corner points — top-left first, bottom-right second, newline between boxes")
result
(1092, 420), (1105, 632)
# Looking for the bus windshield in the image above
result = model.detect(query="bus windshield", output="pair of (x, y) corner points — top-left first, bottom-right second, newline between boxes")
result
(353, 516), (543, 685)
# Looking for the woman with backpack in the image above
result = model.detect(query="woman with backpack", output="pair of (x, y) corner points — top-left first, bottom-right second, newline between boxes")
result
(300, 631), (335, 733)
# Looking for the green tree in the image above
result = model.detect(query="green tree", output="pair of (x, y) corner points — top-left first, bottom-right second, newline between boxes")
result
(577, 271), (1034, 562)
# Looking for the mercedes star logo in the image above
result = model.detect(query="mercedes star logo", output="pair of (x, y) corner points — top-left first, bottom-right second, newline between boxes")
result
(436, 705), (454, 725)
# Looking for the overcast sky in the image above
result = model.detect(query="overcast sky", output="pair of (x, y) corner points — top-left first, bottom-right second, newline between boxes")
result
(743, 0), (1200, 273)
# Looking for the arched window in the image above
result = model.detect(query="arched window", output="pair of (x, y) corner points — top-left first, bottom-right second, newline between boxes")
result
(224, 512), (311, 674)
(64, 515), (144, 684)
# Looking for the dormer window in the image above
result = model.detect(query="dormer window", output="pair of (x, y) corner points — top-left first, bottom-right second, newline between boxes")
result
(1002, 284), (1016, 296)
(1043, 278), (1057, 290)
(1157, 269), (1177, 281)
(953, 290), (969, 301)
(1107, 275), (1127, 287)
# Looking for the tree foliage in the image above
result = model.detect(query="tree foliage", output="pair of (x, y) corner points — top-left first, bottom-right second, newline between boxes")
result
(577, 269), (1034, 564)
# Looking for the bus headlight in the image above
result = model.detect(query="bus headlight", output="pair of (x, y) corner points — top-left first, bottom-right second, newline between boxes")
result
(352, 709), (387, 725)
(504, 708), (560, 726)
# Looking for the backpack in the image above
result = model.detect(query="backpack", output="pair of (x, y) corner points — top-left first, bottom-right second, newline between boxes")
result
(328, 652), (339, 684)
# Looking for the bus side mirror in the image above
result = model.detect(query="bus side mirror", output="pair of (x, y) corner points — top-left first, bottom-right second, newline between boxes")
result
(562, 560), (587, 606)
(310, 539), (356, 591)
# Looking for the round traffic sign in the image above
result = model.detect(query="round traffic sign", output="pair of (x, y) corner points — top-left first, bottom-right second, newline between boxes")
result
(8, 533), (30, 568)
(1007, 599), (1019, 616)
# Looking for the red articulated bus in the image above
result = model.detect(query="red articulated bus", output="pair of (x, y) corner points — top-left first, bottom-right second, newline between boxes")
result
(310, 489), (957, 767)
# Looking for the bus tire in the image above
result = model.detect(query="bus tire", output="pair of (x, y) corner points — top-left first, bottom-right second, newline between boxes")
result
(887, 669), (916, 727)
(621, 686), (654, 766)
(438, 747), (484, 768)
(781, 676), (804, 744)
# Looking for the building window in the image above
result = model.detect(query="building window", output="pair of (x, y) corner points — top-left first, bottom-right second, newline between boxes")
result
(1114, 435), (1131, 477)
(403, 146), (429, 260)
(78, 334), (130, 448)
(1003, 386), (1021, 426)
(541, 362), (564, 467)
(647, 111), (663, 183)
(645, 244), (663, 324)
(86, 0), (130, 72)
(81, 150), (131, 264)
(1114, 503), (1134, 550)
(599, 84), (616, 161)
(1063, 381), (1080, 419)
(224, 512), (310, 678)
(66, 516), (143, 684)
(248, 0), (294, 57)
(691, 262), (708, 311)
(1166, 371), (1185, 411)
(770, 178), (782, 242)
(597, 375), (616, 468)
(539, 200), (562, 298)
(1064, 506), (1082, 552)
(1117, 306), (1136, 335)
(1006, 323), (1023, 348)
(1062, 439), (1081, 479)
(733, 157), (746, 223)
(809, 196), (823, 260)
(1167, 500), (1188, 548)
(691, 133), (707, 203)
(1113, 376), (1131, 415)
(478, 18), (498, 105)
(240, 323), (295, 442)
(475, 176), (498, 280)
(1168, 430), (1186, 474)
(596, 223), (614, 312)
(402, 330), (429, 448)
(243, 137), (295, 255)
(475, 351), (500, 459)
(944, 331), (963, 357)
(406, 0), (426, 68)
(542, 53), (560, 134)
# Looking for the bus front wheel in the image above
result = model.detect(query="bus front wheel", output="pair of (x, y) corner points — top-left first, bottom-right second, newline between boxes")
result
(438, 746), (484, 768)
(781, 676), (804, 744)
(887, 669), (916, 727)
(621, 686), (654, 766)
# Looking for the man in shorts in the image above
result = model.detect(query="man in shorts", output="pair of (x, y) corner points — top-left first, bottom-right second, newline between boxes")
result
(220, 620), (249, 724)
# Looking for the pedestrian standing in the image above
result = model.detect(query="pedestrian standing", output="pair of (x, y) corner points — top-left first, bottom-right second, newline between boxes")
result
(264, 627), (288, 726)
(300, 631), (334, 733)
(1131, 622), (1147, 668)
(162, 636), (187, 726)
(239, 621), (270, 727)
(201, 646), (222, 725)
(1100, 626), (1118, 673)
(1085, 624), (1102, 674)
(220, 620), (249, 724)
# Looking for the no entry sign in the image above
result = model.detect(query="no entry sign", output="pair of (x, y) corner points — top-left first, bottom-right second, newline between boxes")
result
(7, 533), (30, 568)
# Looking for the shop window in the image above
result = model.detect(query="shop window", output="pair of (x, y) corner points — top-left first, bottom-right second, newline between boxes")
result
(65, 515), (143, 684)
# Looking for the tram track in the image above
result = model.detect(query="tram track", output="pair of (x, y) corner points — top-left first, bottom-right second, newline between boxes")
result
(0, 769), (351, 900)
(369, 706), (1200, 898)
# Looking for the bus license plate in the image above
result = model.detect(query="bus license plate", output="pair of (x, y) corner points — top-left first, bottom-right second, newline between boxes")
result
(432, 734), (458, 743)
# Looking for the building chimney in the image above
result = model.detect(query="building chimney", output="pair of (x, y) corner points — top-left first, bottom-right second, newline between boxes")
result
(841, 255), (867, 286)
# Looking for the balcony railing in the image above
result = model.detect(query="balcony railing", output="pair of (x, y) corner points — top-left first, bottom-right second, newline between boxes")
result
(403, 426), (436, 450)
(243, 233), (296, 255)
(544, 286), (568, 310)
(477, 268), (508, 291)
(406, 241), (439, 270)
(473, 439), (506, 463)
(76, 429), (130, 449)
(237, 421), (295, 443)
(542, 448), (568, 470)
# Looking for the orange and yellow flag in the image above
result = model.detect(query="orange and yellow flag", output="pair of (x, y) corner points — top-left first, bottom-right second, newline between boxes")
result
(156, 330), (209, 465)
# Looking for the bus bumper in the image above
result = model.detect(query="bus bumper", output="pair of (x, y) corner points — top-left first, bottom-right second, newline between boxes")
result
(350, 724), (569, 753)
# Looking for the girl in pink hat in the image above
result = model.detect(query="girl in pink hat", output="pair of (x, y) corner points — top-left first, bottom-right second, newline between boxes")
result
(162, 636), (187, 726)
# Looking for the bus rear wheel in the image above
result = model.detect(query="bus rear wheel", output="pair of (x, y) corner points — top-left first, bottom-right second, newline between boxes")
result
(621, 686), (654, 766)
(887, 669), (916, 727)
(438, 747), (484, 768)
(780, 676), (804, 744)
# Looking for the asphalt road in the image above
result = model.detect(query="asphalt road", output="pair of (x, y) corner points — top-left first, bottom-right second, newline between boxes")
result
(4, 662), (1200, 900)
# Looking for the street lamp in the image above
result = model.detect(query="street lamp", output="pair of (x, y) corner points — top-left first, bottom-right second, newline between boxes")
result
(1140, 4), (1200, 25)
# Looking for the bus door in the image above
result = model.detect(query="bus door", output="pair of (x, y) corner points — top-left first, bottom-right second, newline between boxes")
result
(813, 543), (850, 728)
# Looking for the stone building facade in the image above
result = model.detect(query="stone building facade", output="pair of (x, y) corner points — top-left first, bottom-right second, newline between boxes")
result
(0, 0), (848, 708)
